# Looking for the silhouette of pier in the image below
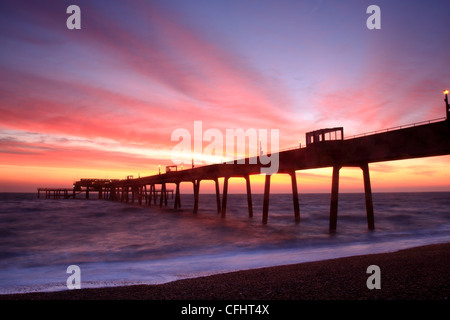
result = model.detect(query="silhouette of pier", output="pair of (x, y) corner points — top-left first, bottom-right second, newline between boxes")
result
(38, 188), (74, 199)
(39, 93), (450, 231)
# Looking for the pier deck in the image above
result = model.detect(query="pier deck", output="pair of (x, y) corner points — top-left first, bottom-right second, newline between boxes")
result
(38, 96), (450, 232)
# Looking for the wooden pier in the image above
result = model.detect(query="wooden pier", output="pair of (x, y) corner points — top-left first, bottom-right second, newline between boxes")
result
(38, 94), (450, 232)
(38, 188), (74, 199)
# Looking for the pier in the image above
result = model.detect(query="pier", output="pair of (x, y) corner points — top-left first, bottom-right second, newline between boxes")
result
(37, 188), (74, 199)
(38, 92), (450, 231)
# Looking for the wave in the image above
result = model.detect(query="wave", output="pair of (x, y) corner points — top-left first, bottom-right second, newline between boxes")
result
(0, 192), (449, 294)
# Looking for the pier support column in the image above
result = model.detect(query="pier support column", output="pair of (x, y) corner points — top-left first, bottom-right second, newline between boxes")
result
(214, 178), (221, 214)
(110, 187), (115, 201)
(160, 183), (168, 207)
(221, 177), (229, 218)
(193, 180), (200, 213)
(361, 163), (375, 230)
(165, 187), (169, 206)
(290, 171), (300, 223)
(148, 185), (152, 206)
(262, 174), (271, 224)
(138, 186), (143, 205)
(148, 184), (154, 206)
(144, 185), (148, 205)
(329, 165), (341, 232)
(245, 175), (253, 218)
(174, 182), (181, 209)
(86, 187), (90, 200)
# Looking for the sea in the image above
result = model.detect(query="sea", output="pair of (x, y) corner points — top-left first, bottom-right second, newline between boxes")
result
(0, 192), (449, 294)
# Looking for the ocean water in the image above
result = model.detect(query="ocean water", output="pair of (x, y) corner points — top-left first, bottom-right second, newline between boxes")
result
(0, 192), (449, 294)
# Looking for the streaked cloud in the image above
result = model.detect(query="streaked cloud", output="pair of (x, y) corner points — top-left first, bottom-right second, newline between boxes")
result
(0, 0), (449, 192)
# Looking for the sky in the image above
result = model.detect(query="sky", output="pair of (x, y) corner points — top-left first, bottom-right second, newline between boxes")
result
(0, 0), (449, 193)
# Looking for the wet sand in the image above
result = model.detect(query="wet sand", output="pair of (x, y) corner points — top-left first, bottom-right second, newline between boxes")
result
(1, 243), (449, 300)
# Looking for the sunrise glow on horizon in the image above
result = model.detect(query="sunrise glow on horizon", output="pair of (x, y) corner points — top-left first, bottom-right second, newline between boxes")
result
(1, 0), (449, 193)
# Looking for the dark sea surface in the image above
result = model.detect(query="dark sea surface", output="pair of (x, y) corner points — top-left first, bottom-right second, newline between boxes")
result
(0, 192), (449, 294)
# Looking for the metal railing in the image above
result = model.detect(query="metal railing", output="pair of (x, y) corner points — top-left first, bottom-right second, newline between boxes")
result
(156, 117), (447, 171)
(345, 117), (446, 140)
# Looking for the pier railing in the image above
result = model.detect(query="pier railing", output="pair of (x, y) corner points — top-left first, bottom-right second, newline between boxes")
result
(344, 117), (446, 140)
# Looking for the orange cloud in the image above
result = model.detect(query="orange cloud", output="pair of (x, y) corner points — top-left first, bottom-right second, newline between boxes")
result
(1, 1), (449, 194)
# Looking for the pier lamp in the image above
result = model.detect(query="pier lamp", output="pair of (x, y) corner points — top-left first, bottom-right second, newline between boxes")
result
(158, 165), (161, 175)
(299, 140), (302, 148)
(445, 90), (449, 118)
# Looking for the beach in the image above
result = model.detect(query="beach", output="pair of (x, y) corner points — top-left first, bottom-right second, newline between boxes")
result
(1, 243), (448, 300)
(2, 4), (450, 319)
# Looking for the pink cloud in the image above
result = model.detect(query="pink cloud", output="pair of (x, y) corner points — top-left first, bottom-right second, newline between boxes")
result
(1, 1), (303, 164)
(2, 1), (448, 193)
(310, 53), (448, 137)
